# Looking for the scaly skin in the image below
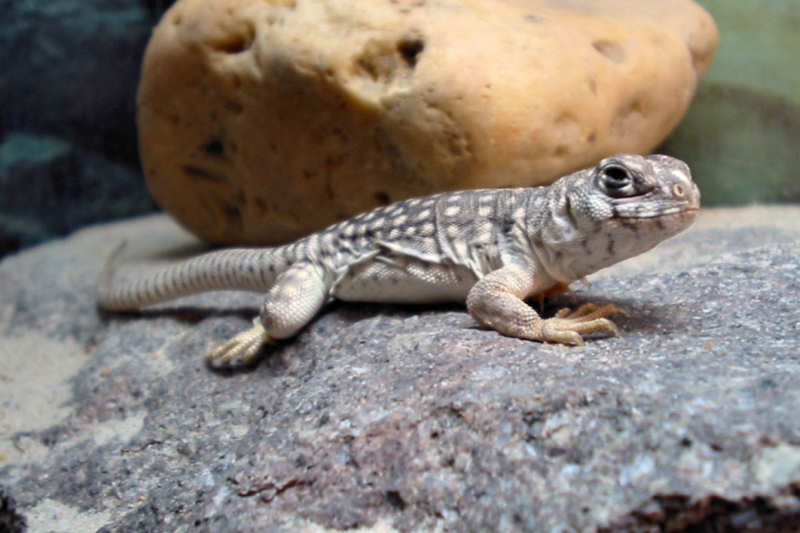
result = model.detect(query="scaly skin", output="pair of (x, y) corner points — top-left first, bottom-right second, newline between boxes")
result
(98, 154), (700, 367)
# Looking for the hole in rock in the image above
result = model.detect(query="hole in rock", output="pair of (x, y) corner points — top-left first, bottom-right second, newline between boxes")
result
(201, 139), (225, 157)
(397, 38), (425, 68)
(374, 191), (391, 205)
(592, 39), (625, 64)
(385, 490), (407, 510)
(214, 22), (256, 54)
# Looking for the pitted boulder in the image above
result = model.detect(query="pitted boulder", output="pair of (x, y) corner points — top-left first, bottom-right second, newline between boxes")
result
(137, 0), (717, 245)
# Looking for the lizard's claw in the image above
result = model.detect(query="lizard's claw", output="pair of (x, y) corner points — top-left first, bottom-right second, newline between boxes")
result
(206, 317), (272, 368)
(542, 303), (627, 345)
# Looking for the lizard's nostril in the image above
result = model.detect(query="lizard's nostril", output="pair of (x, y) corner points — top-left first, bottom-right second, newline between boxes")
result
(673, 184), (685, 198)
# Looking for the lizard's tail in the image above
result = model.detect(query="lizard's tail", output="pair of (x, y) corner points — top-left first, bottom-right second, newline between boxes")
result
(98, 240), (128, 304)
(96, 245), (285, 311)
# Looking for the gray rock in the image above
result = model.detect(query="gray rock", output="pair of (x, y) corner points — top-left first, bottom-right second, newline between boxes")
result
(1, 206), (799, 532)
(0, 485), (26, 533)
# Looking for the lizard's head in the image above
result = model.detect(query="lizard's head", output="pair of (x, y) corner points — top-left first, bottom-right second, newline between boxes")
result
(552, 153), (700, 277)
(582, 153), (700, 223)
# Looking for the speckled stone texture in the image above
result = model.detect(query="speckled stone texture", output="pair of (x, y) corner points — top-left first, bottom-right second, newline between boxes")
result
(0, 486), (26, 533)
(1, 206), (799, 532)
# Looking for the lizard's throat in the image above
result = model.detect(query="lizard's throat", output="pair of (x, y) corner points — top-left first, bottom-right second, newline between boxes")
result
(540, 210), (697, 283)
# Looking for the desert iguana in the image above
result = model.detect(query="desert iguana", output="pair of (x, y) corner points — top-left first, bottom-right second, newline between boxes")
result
(98, 154), (700, 367)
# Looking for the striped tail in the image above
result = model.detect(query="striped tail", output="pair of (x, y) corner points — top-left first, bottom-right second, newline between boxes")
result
(97, 242), (287, 310)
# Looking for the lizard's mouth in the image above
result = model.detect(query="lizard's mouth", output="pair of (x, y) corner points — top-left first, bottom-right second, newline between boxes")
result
(616, 207), (699, 235)
(619, 206), (699, 219)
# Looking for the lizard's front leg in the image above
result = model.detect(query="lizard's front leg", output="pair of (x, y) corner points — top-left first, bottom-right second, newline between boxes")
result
(206, 262), (327, 368)
(466, 265), (624, 345)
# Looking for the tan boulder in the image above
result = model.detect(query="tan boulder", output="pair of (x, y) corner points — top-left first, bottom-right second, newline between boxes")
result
(138, 0), (718, 245)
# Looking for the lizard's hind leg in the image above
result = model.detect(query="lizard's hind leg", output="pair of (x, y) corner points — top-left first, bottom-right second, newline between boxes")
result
(206, 262), (327, 368)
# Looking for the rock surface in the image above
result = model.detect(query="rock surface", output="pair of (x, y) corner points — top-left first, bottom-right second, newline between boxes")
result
(1, 205), (799, 532)
(138, 0), (718, 245)
(0, 486), (26, 533)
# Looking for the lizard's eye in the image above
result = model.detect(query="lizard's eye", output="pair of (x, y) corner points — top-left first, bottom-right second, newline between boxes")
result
(597, 164), (637, 198)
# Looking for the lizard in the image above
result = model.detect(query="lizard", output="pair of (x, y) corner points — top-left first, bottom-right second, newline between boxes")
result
(98, 153), (700, 368)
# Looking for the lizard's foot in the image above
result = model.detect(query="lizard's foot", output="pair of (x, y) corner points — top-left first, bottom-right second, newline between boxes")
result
(541, 303), (627, 345)
(205, 317), (273, 369)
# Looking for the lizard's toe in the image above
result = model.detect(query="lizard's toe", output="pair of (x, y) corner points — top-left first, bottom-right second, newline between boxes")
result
(540, 305), (625, 345)
(570, 317), (621, 337)
(540, 320), (584, 345)
(565, 303), (600, 318)
(205, 317), (271, 368)
(554, 306), (576, 319)
(560, 303), (626, 320)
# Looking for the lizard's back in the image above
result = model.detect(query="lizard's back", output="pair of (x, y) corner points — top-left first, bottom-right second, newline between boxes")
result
(314, 187), (542, 303)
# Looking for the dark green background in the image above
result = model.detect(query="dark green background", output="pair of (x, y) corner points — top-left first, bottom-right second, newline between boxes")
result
(662, 0), (800, 205)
